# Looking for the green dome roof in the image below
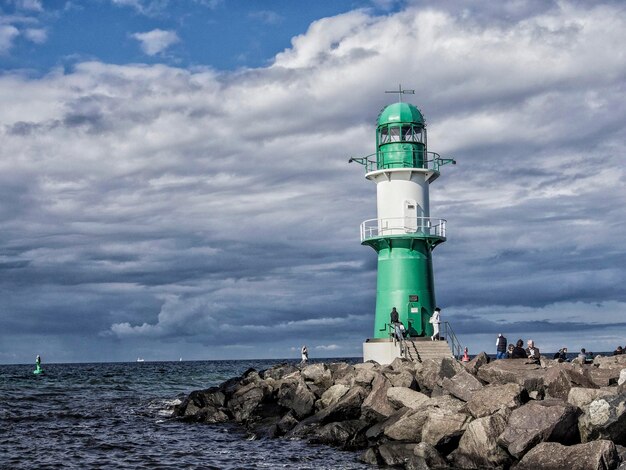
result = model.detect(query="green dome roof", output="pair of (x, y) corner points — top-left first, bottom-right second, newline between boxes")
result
(377, 102), (424, 126)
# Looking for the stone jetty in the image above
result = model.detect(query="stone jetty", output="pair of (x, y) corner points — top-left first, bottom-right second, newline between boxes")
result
(172, 354), (626, 469)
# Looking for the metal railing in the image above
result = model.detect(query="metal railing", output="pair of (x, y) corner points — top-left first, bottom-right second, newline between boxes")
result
(443, 321), (463, 360)
(349, 151), (455, 173)
(360, 217), (446, 242)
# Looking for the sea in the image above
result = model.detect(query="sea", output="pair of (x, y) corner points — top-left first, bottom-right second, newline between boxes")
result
(0, 358), (371, 470)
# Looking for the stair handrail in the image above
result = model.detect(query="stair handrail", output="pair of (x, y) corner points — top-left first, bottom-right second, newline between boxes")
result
(443, 321), (463, 360)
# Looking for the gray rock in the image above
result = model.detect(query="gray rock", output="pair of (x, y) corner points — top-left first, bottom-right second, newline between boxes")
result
(362, 373), (395, 421)
(260, 363), (299, 380)
(441, 369), (484, 402)
(587, 367), (622, 387)
(358, 447), (381, 466)
(419, 357), (465, 391)
(594, 355), (626, 369)
(366, 406), (410, 441)
(385, 369), (419, 389)
(353, 367), (377, 388)
(568, 387), (617, 409)
(497, 399), (580, 459)
(301, 363), (333, 389)
(619, 369), (626, 386)
(516, 440), (619, 470)
(277, 378), (316, 419)
(453, 411), (511, 469)
(228, 381), (272, 422)
(316, 385), (368, 424)
(387, 387), (430, 410)
(420, 407), (472, 453)
(328, 362), (355, 384)
(579, 393), (626, 443)
(407, 442), (448, 470)
(465, 383), (526, 418)
(477, 359), (545, 392)
(310, 419), (369, 450)
(545, 363), (597, 400)
(464, 351), (490, 376)
(276, 411), (299, 434)
(318, 384), (350, 410)
(377, 442), (418, 467)
(384, 396), (464, 442)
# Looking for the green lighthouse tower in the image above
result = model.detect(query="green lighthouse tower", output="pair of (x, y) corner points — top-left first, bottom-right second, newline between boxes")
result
(351, 90), (455, 363)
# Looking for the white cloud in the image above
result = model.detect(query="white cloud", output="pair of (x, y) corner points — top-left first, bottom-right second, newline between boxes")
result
(0, 25), (19, 54)
(132, 29), (180, 55)
(15, 0), (43, 12)
(23, 27), (47, 44)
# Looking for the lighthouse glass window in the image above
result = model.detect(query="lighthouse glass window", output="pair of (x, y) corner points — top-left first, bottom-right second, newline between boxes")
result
(379, 127), (389, 143)
(389, 126), (400, 142)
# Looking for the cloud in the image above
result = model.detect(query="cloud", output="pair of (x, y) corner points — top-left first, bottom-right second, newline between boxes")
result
(132, 29), (180, 55)
(0, 1), (625, 362)
(110, 0), (168, 16)
(0, 25), (19, 54)
(23, 27), (46, 44)
(248, 10), (284, 25)
(14, 0), (43, 12)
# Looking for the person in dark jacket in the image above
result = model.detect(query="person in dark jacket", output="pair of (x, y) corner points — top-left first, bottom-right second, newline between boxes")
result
(553, 347), (568, 362)
(496, 334), (507, 359)
(614, 346), (624, 356)
(511, 339), (528, 359)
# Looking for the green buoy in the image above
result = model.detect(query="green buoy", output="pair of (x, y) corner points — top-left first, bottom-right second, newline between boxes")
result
(33, 355), (44, 375)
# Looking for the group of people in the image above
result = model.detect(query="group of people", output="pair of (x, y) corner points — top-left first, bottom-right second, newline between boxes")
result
(390, 306), (442, 342)
(495, 334), (540, 364)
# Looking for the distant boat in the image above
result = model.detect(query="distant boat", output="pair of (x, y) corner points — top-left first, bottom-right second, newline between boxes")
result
(136, 358), (145, 362)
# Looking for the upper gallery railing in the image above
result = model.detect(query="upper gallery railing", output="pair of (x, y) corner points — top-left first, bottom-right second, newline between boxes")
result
(360, 217), (446, 242)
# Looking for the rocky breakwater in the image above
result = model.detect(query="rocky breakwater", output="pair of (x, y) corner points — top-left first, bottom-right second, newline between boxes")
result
(172, 354), (626, 469)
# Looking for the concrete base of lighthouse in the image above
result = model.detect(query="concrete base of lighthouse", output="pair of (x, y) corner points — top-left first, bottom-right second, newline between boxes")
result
(363, 338), (403, 365)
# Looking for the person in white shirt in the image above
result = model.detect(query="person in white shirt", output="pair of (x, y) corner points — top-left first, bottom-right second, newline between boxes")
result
(429, 307), (441, 341)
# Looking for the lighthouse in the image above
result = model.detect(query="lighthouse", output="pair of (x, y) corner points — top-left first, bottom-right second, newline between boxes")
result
(350, 89), (456, 364)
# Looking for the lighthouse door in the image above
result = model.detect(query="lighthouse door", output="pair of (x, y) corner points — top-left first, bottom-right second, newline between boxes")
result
(404, 200), (417, 233)
(407, 295), (422, 336)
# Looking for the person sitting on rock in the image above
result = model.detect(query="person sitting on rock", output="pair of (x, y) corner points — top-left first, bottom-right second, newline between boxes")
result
(506, 343), (515, 358)
(614, 346), (624, 356)
(496, 334), (507, 360)
(511, 339), (528, 359)
(553, 347), (568, 362)
(525, 340), (540, 364)
(578, 348), (589, 363)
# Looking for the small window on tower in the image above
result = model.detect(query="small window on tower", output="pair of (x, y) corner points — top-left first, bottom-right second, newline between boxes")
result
(407, 204), (415, 210)
(389, 127), (400, 142)
(402, 125), (412, 141)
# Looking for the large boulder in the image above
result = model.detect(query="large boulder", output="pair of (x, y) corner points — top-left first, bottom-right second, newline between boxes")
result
(497, 399), (580, 459)
(228, 381), (274, 422)
(587, 367), (623, 387)
(376, 443), (419, 467)
(477, 359), (545, 391)
(276, 378), (316, 419)
(174, 387), (229, 423)
(260, 363), (299, 380)
(420, 407), (472, 453)
(441, 369), (484, 402)
(328, 362), (355, 384)
(366, 407), (411, 442)
(309, 419), (369, 450)
(362, 374), (395, 421)
(594, 355), (626, 369)
(407, 442), (448, 470)
(419, 357), (466, 391)
(317, 384), (350, 410)
(579, 393), (626, 444)
(568, 387), (617, 409)
(314, 385), (368, 424)
(452, 410), (511, 469)
(545, 363), (597, 400)
(384, 369), (419, 389)
(465, 383), (526, 418)
(516, 440), (619, 470)
(464, 351), (490, 376)
(387, 387), (430, 410)
(384, 396), (464, 442)
(301, 363), (333, 392)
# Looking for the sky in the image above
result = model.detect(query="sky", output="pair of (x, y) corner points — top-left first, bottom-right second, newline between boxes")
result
(0, 0), (625, 364)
